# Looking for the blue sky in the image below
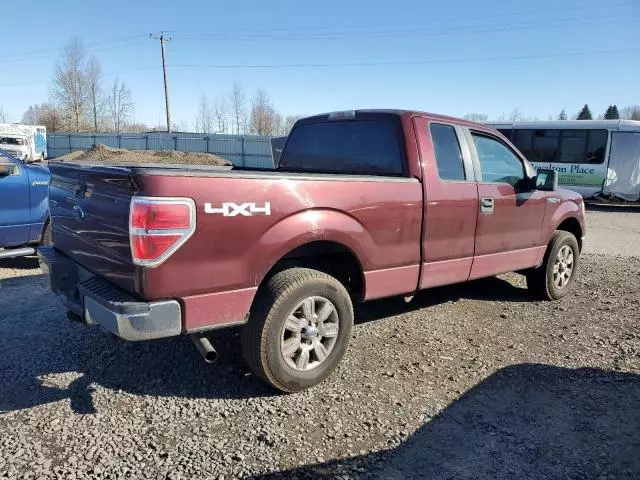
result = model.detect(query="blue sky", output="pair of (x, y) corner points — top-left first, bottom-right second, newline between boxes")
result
(1, 0), (638, 128)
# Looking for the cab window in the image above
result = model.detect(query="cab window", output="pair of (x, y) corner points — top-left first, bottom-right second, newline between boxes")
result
(472, 133), (525, 187)
(430, 123), (466, 181)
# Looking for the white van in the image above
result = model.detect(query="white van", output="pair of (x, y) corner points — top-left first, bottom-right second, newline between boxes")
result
(487, 120), (640, 201)
(0, 124), (47, 163)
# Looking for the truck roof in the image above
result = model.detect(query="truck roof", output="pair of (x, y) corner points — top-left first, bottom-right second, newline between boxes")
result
(298, 109), (490, 129)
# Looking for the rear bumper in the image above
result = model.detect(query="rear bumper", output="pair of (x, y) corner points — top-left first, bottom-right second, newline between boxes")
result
(38, 247), (182, 341)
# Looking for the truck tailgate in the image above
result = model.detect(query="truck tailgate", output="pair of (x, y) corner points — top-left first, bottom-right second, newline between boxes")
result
(49, 163), (136, 292)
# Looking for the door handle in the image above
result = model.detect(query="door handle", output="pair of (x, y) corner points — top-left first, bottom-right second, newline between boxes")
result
(480, 197), (494, 214)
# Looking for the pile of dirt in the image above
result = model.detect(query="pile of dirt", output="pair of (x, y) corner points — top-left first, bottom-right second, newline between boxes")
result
(56, 144), (232, 166)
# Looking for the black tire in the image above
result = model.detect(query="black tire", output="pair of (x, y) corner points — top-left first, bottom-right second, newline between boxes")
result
(241, 267), (353, 393)
(41, 220), (52, 246)
(526, 230), (580, 300)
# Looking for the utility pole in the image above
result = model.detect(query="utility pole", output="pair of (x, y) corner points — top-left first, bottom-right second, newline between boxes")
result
(150, 32), (172, 133)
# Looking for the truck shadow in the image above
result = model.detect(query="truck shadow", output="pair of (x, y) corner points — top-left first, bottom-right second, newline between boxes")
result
(0, 274), (529, 414)
(253, 364), (640, 479)
(356, 275), (529, 324)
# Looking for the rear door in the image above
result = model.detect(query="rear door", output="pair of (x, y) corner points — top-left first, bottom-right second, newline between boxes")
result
(0, 150), (30, 246)
(465, 129), (547, 279)
(413, 117), (479, 288)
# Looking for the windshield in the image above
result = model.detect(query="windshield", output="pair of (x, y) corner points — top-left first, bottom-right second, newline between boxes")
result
(0, 136), (25, 146)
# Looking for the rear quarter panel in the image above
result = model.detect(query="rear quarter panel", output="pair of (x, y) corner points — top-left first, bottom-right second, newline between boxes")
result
(135, 173), (423, 305)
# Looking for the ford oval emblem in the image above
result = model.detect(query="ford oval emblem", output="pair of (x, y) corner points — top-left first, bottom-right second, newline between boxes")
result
(72, 205), (86, 220)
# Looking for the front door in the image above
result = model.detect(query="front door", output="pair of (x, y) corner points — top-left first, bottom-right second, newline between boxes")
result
(0, 151), (30, 247)
(466, 130), (547, 279)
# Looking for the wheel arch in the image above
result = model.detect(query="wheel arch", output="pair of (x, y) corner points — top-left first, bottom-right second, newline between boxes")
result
(556, 216), (583, 252)
(248, 208), (373, 300)
(257, 239), (366, 301)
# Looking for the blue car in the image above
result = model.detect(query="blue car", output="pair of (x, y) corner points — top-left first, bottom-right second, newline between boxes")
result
(0, 147), (50, 259)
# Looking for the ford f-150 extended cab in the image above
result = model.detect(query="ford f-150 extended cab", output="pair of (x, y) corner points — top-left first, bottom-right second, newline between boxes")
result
(39, 110), (585, 392)
(0, 148), (50, 259)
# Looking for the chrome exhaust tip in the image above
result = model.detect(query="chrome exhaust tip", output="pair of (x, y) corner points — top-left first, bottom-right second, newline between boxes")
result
(191, 333), (218, 364)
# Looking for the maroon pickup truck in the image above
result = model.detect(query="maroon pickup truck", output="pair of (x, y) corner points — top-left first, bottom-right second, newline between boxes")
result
(40, 110), (585, 392)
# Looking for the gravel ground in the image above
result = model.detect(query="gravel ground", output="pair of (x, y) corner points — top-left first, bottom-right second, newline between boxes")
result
(1, 209), (639, 479)
(583, 205), (640, 257)
(56, 144), (231, 166)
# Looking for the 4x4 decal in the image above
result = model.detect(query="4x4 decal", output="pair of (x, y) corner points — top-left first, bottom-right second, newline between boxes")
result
(204, 202), (271, 216)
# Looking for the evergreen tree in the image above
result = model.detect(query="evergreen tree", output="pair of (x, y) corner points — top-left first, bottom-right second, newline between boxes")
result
(558, 108), (568, 120)
(577, 104), (592, 120)
(604, 105), (620, 120)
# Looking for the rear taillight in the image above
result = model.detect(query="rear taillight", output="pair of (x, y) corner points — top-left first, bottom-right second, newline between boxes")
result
(129, 197), (196, 267)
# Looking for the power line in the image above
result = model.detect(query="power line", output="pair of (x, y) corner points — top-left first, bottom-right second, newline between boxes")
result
(167, 0), (635, 36)
(0, 35), (148, 64)
(165, 48), (636, 70)
(2, 47), (631, 88)
(174, 15), (636, 42)
(0, 66), (161, 87)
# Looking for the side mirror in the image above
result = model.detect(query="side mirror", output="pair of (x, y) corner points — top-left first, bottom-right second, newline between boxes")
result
(0, 162), (17, 176)
(533, 168), (558, 191)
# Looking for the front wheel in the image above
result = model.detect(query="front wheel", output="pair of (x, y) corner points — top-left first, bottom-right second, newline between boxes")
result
(526, 230), (580, 300)
(241, 268), (353, 392)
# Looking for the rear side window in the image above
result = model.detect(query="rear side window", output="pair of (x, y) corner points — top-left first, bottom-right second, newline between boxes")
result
(279, 121), (404, 175)
(430, 124), (465, 181)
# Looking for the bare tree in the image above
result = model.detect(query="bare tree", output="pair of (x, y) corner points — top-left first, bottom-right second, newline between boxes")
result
(52, 37), (89, 132)
(229, 81), (246, 135)
(509, 107), (522, 121)
(272, 112), (284, 135)
(463, 113), (488, 122)
(283, 115), (302, 134)
(107, 78), (134, 133)
(194, 94), (213, 133)
(249, 88), (278, 136)
(213, 96), (227, 133)
(121, 122), (150, 133)
(0, 105), (8, 122)
(21, 103), (62, 131)
(85, 56), (103, 132)
(620, 105), (640, 120)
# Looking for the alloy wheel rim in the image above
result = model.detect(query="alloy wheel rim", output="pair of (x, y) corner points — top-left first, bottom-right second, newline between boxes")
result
(280, 296), (339, 371)
(553, 245), (574, 289)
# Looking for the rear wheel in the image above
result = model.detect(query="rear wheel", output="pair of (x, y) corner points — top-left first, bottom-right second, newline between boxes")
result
(526, 230), (579, 300)
(241, 268), (353, 392)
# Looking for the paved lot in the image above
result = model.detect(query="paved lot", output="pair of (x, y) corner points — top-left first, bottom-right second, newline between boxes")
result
(1, 209), (639, 479)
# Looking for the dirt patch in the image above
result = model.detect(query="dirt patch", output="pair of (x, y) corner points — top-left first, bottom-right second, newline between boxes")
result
(56, 143), (231, 166)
